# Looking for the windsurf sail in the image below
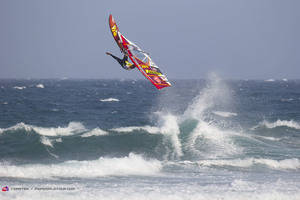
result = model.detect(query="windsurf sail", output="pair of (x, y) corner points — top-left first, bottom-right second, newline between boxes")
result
(109, 14), (171, 90)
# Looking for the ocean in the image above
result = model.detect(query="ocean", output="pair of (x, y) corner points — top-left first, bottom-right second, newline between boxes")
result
(0, 76), (300, 200)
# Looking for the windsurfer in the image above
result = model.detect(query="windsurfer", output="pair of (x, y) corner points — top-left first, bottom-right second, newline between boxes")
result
(106, 52), (135, 70)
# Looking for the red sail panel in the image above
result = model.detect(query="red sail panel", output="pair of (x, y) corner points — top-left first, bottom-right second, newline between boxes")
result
(109, 14), (171, 90)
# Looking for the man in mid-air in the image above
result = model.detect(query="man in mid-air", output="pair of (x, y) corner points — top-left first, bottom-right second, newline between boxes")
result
(106, 52), (136, 70)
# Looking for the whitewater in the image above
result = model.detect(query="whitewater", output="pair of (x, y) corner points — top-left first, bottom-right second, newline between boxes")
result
(1, 78), (300, 200)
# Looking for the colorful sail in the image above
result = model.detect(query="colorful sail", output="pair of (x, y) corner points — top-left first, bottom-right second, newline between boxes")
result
(109, 14), (171, 90)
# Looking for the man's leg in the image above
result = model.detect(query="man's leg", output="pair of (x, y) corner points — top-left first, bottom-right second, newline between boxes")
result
(106, 52), (124, 66)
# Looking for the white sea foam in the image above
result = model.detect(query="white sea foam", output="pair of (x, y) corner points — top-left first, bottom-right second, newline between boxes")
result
(197, 158), (300, 170)
(111, 126), (160, 134)
(0, 153), (162, 179)
(100, 98), (119, 102)
(282, 78), (288, 82)
(260, 120), (300, 130)
(36, 84), (44, 88)
(196, 158), (253, 168)
(40, 136), (54, 147)
(0, 122), (32, 134)
(0, 122), (86, 136)
(32, 122), (86, 136)
(81, 128), (108, 137)
(255, 158), (300, 170)
(13, 86), (26, 90)
(255, 135), (281, 141)
(188, 120), (242, 158)
(1, 180), (300, 200)
(213, 111), (237, 117)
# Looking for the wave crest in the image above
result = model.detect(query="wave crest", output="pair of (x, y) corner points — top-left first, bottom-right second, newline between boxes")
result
(259, 120), (300, 130)
(213, 111), (237, 118)
(0, 122), (86, 136)
(197, 158), (300, 170)
(111, 126), (160, 134)
(0, 153), (162, 179)
(81, 128), (108, 137)
(100, 98), (119, 102)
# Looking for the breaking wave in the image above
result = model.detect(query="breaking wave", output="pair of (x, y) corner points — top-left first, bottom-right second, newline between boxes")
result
(258, 120), (300, 130)
(100, 98), (119, 102)
(196, 158), (300, 170)
(36, 83), (45, 88)
(0, 153), (161, 179)
(112, 114), (183, 159)
(81, 128), (108, 137)
(13, 86), (26, 90)
(0, 122), (86, 136)
(187, 120), (242, 159)
(111, 126), (160, 134)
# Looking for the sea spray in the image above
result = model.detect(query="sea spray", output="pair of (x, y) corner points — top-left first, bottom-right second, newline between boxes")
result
(168, 74), (240, 159)
(183, 73), (232, 120)
(158, 114), (183, 159)
(40, 136), (54, 148)
(187, 120), (241, 159)
(148, 74), (241, 160)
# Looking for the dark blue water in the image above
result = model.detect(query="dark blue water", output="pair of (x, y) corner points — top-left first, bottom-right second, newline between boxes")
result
(1, 78), (300, 200)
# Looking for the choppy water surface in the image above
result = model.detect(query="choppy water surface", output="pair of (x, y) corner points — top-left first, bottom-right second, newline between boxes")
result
(1, 78), (300, 199)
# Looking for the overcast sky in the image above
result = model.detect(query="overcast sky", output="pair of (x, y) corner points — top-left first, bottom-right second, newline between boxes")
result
(0, 0), (299, 79)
